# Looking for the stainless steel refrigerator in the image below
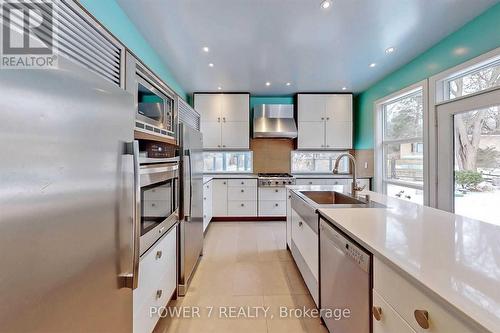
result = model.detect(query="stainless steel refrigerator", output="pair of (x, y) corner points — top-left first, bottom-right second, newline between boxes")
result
(0, 58), (136, 332)
(178, 123), (204, 296)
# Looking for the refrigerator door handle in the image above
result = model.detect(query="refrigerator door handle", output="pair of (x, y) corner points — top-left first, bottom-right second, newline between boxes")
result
(119, 140), (141, 289)
(184, 149), (193, 222)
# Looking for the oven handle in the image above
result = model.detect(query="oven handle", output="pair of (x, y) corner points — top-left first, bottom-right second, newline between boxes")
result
(119, 140), (141, 290)
(131, 140), (141, 289)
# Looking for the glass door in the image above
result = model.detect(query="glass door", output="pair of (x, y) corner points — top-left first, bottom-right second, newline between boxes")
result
(436, 89), (500, 225)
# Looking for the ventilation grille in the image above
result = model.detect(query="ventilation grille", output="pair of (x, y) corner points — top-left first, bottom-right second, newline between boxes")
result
(4, 0), (123, 86)
(178, 98), (200, 131)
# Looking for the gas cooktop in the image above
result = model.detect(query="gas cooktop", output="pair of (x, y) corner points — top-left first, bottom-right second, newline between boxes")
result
(258, 173), (295, 187)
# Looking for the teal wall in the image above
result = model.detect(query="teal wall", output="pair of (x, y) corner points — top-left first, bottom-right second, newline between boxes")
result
(250, 96), (294, 110)
(355, 3), (500, 149)
(79, 0), (186, 98)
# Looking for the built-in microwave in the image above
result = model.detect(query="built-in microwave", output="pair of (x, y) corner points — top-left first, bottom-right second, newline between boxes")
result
(126, 51), (177, 139)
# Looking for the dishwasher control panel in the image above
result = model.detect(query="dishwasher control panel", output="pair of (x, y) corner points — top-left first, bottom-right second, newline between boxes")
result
(320, 219), (370, 273)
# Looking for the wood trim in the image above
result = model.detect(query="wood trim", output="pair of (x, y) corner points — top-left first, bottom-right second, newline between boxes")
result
(211, 216), (286, 222)
(134, 130), (178, 145)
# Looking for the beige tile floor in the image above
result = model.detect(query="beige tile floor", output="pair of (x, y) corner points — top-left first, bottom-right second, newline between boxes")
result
(154, 222), (328, 333)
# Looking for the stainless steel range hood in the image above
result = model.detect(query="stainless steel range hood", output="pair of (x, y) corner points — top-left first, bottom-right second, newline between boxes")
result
(253, 104), (297, 138)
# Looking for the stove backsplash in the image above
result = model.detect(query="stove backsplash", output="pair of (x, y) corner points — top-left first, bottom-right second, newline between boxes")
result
(250, 139), (294, 174)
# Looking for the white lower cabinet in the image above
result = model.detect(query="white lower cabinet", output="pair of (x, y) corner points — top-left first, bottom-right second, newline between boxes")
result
(212, 179), (228, 216)
(373, 257), (478, 333)
(373, 290), (416, 333)
(258, 187), (287, 216)
(203, 181), (213, 231)
(211, 178), (258, 217)
(286, 188), (292, 247)
(291, 208), (318, 305)
(133, 225), (177, 333)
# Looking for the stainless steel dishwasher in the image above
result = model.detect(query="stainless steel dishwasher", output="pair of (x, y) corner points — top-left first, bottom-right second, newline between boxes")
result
(319, 217), (371, 333)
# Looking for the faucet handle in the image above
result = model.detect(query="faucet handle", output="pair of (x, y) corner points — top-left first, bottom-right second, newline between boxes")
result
(353, 182), (366, 192)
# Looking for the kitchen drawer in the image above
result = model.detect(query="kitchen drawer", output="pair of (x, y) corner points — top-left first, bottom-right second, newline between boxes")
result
(295, 178), (347, 186)
(258, 187), (287, 201)
(134, 225), (177, 333)
(227, 178), (257, 187)
(259, 200), (286, 216)
(374, 257), (476, 333)
(227, 186), (257, 201)
(227, 200), (257, 216)
(143, 185), (172, 201)
(373, 289), (416, 333)
(134, 271), (176, 333)
(143, 200), (171, 216)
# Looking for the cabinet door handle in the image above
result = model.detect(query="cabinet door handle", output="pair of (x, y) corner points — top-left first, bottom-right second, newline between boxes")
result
(218, 144), (221, 148)
(155, 251), (162, 260)
(156, 289), (163, 299)
(275, 189), (279, 193)
(326, 117), (330, 120)
(222, 145), (226, 148)
(217, 117), (221, 123)
(240, 203), (245, 207)
(241, 181), (244, 185)
(223, 181), (226, 185)
(298, 221), (303, 227)
(223, 117), (226, 122)
(275, 203), (279, 207)
(151, 203), (156, 207)
(414, 310), (430, 329)
(204, 197), (207, 200)
(321, 117), (324, 120)
(372, 306), (382, 321)
(241, 189), (245, 193)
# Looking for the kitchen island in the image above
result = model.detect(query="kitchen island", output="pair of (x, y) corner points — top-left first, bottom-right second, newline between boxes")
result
(314, 190), (500, 333)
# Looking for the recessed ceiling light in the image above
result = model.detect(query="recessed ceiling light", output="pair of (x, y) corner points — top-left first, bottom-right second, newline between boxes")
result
(217, 86), (222, 90)
(369, 63), (376, 68)
(320, 0), (331, 9)
(203, 46), (210, 53)
(286, 82), (291, 86)
(208, 63), (214, 67)
(342, 87), (347, 91)
(266, 82), (271, 86)
(385, 47), (395, 54)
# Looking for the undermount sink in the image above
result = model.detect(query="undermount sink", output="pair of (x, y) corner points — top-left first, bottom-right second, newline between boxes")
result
(299, 191), (366, 205)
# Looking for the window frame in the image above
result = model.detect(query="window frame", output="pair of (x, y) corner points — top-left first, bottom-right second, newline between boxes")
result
(374, 80), (429, 204)
(429, 46), (500, 208)
(203, 151), (253, 174)
(290, 150), (350, 174)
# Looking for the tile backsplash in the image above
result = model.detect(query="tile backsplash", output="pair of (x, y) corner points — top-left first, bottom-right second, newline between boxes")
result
(251, 139), (294, 173)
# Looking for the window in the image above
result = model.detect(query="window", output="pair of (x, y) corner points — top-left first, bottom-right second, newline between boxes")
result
(291, 151), (349, 174)
(445, 58), (500, 101)
(375, 84), (426, 204)
(203, 151), (253, 173)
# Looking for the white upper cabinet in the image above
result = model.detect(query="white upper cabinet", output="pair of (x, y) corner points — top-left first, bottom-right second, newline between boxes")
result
(195, 94), (222, 122)
(221, 94), (249, 122)
(195, 93), (250, 149)
(298, 94), (325, 121)
(325, 94), (352, 122)
(297, 93), (353, 149)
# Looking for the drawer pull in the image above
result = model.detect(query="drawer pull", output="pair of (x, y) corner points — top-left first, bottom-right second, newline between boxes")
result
(372, 306), (382, 321)
(275, 203), (279, 207)
(241, 189), (244, 193)
(204, 197), (207, 200)
(298, 221), (303, 227)
(151, 203), (156, 207)
(156, 289), (163, 299)
(241, 181), (244, 185)
(223, 181), (226, 185)
(155, 251), (162, 260)
(275, 189), (279, 193)
(414, 309), (430, 329)
(241, 203), (245, 207)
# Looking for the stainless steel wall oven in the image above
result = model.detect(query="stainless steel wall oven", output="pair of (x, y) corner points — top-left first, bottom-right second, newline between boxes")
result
(138, 157), (179, 255)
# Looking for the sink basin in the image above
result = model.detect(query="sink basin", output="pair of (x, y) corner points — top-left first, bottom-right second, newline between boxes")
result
(299, 191), (366, 205)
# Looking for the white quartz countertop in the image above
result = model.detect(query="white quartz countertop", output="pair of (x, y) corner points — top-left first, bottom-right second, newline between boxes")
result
(292, 174), (371, 179)
(203, 174), (258, 184)
(315, 190), (500, 333)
